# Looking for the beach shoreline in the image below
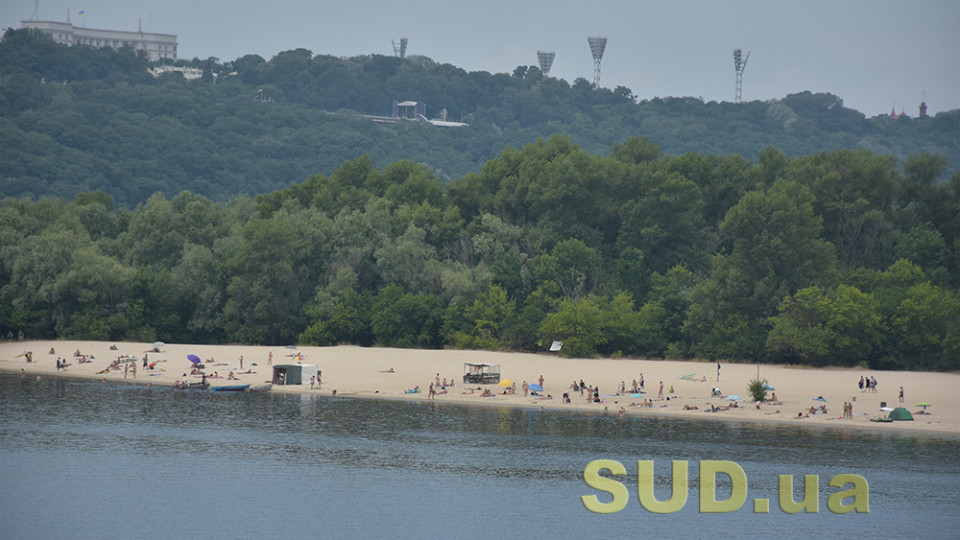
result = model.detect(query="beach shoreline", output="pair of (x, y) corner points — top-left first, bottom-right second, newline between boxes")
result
(2, 340), (957, 436)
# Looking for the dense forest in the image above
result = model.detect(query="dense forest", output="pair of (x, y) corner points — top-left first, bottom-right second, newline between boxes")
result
(2, 136), (957, 369)
(2, 28), (958, 206)
(1, 29), (957, 370)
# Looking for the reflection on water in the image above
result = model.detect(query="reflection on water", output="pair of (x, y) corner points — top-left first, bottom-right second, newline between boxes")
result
(1, 375), (958, 539)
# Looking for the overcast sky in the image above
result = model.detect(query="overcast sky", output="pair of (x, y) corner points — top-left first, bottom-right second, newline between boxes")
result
(4, 0), (958, 117)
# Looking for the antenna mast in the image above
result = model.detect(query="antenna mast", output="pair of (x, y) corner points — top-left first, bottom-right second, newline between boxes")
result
(733, 48), (750, 103)
(587, 36), (607, 87)
(537, 51), (555, 76)
(392, 37), (408, 59)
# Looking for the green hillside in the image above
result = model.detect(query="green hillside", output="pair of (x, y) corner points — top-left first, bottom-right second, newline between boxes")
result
(2, 28), (958, 206)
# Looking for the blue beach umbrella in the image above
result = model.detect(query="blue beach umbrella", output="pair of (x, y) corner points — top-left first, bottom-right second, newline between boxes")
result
(763, 384), (775, 391)
(187, 354), (201, 364)
(528, 383), (543, 392)
(727, 395), (743, 401)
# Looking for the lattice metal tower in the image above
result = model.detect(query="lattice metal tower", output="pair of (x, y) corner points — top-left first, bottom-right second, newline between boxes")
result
(587, 36), (607, 87)
(733, 48), (750, 103)
(392, 37), (408, 58)
(537, 51), (556, 76)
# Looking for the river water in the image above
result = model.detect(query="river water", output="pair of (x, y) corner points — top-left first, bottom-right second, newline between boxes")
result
(1, 375), (957, 539)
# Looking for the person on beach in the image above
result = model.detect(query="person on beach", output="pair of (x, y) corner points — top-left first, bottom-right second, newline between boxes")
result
(658, 381), (664, 399)
(539, 375), (544, 389)
(268, 351), (272, 366)
(522, 381), (528, 397)
(435, 373), (440, 387)
(717, 362), (721, 381)
(580, 380), (586, 396)
(639, 374), (644, 389)
(310, 375), (316, 389)
(858, 376), (864, 392)
(428, 383), (436, 400)
(899, 386), (904, 402)
(239, 355), (243, 370)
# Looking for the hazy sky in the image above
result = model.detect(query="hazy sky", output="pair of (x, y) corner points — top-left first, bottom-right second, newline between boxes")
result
(4, 0), (958, 117)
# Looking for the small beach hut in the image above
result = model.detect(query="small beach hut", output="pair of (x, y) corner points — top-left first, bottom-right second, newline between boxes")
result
(462, 362), (500, 384)
(272, 364), (319, 386)
(888, 407), (914, 421)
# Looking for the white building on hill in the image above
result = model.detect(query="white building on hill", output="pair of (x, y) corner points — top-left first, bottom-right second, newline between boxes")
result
(21, 12), (177, 62)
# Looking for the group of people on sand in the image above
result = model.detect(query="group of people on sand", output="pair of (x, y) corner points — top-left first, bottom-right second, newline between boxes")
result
(842, 401), (855, 418)
(707, 402), (739, 412)
(570, 380), (601, 403)
(425, 373), (457, 400)
(801, 404), (828, 417)
(859, 375), (878, 393)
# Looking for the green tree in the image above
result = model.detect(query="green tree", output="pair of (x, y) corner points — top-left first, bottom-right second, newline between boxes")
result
(766, 285), (883, 366)
(538, 296), (603, 358)
(449, 284), (516, 350)
(686, 180), (837, 361)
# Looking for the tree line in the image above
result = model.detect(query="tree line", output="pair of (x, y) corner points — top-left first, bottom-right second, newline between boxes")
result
(2, 136), (957, 370)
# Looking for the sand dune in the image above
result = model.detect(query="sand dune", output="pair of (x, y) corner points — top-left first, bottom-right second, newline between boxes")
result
(2, 340), (956, 435)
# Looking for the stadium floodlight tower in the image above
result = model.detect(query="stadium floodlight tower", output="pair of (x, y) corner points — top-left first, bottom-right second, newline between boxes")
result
(537, 51), (556, 76)
(392, 37), (408, 59)
(587, 36), (607, 87)
(733, 48), (750, 103)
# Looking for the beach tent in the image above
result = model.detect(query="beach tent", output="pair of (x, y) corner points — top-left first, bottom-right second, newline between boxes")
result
(463, 363), (500, 384)
(272, 364), (319, 386)
(888, 407), (914, 421)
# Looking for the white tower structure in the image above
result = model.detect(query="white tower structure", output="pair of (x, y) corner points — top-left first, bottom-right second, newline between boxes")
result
(537, 51), (555, 76)
(587, 36), (607, 87)
(392, 37), (408, 58)
(733, 48), (750, 103)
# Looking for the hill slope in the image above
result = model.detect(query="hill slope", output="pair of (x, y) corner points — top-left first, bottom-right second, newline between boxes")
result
(2, 29), (958, 206)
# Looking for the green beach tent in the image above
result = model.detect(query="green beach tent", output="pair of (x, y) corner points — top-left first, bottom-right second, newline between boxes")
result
(888, 407), (914, 421)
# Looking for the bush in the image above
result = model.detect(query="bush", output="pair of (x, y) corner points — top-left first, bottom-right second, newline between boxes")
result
(747, 376), (768, 402)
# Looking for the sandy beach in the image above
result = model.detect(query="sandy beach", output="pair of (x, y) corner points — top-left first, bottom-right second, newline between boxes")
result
(2, 340), (957, 435)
